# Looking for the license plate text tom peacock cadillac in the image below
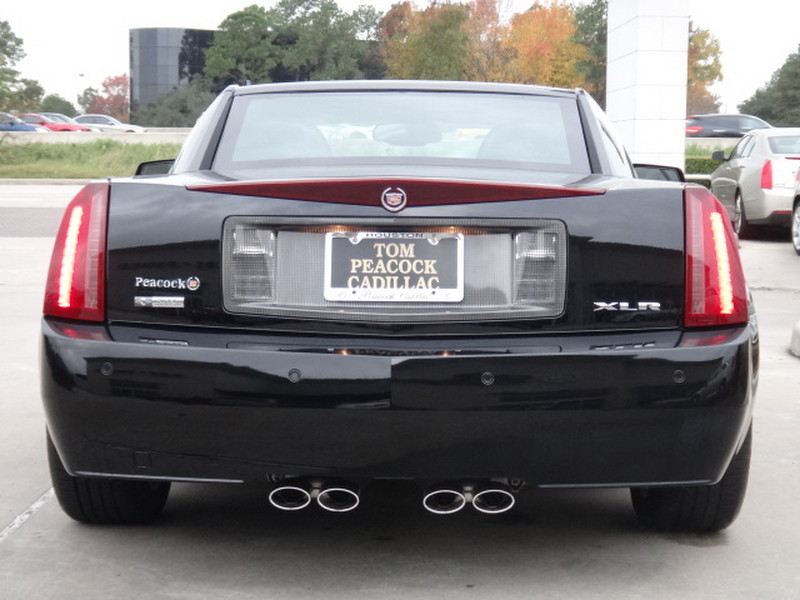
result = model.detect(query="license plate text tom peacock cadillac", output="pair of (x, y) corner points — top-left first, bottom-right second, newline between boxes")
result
(41, 81), (758, 532)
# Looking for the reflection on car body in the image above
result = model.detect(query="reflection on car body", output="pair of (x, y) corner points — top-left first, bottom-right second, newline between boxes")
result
(41, 81), (758, 533)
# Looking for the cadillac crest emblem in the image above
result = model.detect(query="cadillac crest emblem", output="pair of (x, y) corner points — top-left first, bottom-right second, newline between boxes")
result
(381, 187), (407, 212)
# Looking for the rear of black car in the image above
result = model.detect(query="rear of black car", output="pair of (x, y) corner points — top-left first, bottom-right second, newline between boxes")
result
(41, 82), (757, 531)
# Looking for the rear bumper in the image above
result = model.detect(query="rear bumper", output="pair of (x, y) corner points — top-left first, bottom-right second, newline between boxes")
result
(748, 188), (793, 223)
(42, 319), (757, 488)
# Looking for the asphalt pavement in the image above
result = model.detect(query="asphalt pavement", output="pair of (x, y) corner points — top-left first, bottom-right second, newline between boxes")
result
(0, 184), (798, 600)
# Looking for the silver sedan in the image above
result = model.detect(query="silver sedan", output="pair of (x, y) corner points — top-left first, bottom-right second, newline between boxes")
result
(73, 113), (146, 133)
(711, 127), (800, 237)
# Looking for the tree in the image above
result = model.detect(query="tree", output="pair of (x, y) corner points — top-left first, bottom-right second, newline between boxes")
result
(40, 94), (77, 116)
(270, 0), (381, 81)
(77, 87), (99, 113)
(380, 1), (414, 42)
(506, 1), (586, 87)
(0, 20), (43, 112)
(571, 0), (606, 107)
(87, 74), (130, 121)
(204, 5), (278, 88)
(8, 78), (43, 111)
(204, 0), (381, 88)
(739, 45), (800, 126)
(464, 0), (515, 82)
(132, 80), (216, 127)
(0, 20), (24, 68)
(687, 24), (722, 114)
(385, 2), (471, 80)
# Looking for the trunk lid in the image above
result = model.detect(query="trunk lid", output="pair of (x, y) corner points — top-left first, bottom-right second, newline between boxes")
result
(105, 173), (686, 335)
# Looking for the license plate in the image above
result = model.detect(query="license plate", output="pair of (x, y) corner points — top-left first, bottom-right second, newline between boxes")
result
(324, 231), (464, 302)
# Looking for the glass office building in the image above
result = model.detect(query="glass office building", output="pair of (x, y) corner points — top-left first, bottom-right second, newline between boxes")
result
(130, 28), (215, 110)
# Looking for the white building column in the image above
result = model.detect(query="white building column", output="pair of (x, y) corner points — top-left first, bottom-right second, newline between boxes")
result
(606, 0), (689, 170)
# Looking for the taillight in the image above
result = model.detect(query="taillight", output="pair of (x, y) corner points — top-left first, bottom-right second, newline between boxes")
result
(686, 125), (702, 135)
(43, 182), (108, 321)
(760, 159), (773, 189)
(684, 186), (748, 327)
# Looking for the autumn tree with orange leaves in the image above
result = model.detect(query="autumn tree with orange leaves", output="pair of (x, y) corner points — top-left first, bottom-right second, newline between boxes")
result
(382, 0), (587, 87)
(506, 1), (586, 87)
(86, 74), (130, 121)
(463, 0), (515, 82)
(687, 24), (722, 114)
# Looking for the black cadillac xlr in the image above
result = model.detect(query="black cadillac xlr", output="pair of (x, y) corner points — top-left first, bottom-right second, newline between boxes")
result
(41, 81), (758, 531)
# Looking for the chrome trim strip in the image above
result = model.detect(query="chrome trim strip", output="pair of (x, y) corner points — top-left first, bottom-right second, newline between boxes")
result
(75, 471), (244, 484)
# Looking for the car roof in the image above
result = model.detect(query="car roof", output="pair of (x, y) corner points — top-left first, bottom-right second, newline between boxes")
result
(231, 79), (580, 99)
(688, 113), (763, 119)
(750, 127), (800, 136)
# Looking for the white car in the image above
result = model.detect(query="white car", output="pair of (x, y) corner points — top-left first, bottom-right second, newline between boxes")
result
(73, 114), (146, 133)
(710, 127), (800, 237)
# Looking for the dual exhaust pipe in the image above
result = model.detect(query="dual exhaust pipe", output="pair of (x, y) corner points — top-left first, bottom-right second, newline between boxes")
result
(422, 482), (516, 515)
(268, 479), (361, 513)
(268, 479), (516, 515)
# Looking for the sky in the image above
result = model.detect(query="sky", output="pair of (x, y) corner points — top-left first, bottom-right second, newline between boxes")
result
(3, 0), (799, 113)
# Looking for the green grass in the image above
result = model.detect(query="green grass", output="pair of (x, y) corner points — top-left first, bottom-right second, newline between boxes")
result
(0, 140), (181, 179)
(0, 138), (740, 178)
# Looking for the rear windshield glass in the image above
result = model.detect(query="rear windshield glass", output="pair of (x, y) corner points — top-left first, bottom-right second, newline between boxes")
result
(213, 91), (590, 176)
(767, 136), (800, 154)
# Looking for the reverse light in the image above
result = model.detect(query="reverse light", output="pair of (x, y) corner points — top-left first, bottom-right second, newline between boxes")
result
(43, 182), (109, 321)
(684, 186), (748, 327)
(760, 159), (773, 189)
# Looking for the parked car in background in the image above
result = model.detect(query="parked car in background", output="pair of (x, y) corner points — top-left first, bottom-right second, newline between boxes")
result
(40, 112), (101, 132)
(43, 81), (757, 533)
(710, 127), (800, 237)
(0, 112), (46, 132)
(793, 169), (800, 254)
(686, 114), (772, 138)
(73, 114), (145, 133)
(17, 113), (91, 132)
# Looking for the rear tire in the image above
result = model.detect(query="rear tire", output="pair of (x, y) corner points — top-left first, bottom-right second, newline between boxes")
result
(734, 192), (755, 239)
(792, 201), (800, 255)
(631, 426), (751, 533)
(47, 432), (170, 524)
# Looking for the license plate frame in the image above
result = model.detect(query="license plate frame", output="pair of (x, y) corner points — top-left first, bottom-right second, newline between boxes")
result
(324, 231), (464, 302)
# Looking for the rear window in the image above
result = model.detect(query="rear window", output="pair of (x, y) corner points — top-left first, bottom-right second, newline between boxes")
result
(213, 91), (590, 177)
(767, 136), (800, 154)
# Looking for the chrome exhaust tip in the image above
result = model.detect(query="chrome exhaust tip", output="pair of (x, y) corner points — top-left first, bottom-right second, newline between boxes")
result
(422, 487), (467, 515)
(268, 482), (312, 511)
(472, 485), (515, 514)
(317, 484), (360, 513)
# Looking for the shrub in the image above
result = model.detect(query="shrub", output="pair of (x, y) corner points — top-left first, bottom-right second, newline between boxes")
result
(685, 157), (722, 174)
